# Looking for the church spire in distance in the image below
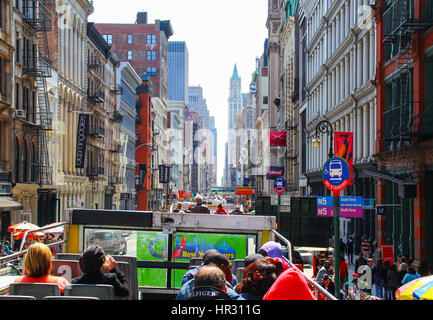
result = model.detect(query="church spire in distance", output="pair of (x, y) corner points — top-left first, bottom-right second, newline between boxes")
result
(232, 64), (239, 80)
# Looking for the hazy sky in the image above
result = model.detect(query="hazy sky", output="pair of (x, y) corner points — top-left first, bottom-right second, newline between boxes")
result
(89, 0), (269, 185)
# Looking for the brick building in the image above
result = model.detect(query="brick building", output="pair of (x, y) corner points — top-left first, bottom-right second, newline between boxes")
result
(95, 12), (173, 104)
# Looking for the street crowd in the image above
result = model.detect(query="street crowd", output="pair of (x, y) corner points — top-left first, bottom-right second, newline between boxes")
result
(313, 237), (433, 300)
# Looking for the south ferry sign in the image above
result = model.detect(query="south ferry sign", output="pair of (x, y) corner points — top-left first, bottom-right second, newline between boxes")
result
(322, 157), (351, 195)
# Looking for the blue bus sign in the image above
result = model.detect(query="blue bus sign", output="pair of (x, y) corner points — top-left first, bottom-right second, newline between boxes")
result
(323, 157), (351, 195)
(274, 176), (286, 196)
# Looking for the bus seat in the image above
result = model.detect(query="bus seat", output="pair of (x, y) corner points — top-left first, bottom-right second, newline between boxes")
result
(54, 253), (80, 260)
(231, 259), (245, 274)
(0, 295), (36, 300)
(112, 256), (139, 300)
(9, 283), (60, 300)
(189, 257), (202, 267)
(43, 295), (99, 300)
(51, 259), (82, 283)
(65, 284), (115, 300)
(236, 267), (245, 283)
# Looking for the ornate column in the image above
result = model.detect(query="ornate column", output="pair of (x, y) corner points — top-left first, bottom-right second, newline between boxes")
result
(363, 34), (369, 85)
(369, 99), (375, 157)
(363, 103), (370, 160)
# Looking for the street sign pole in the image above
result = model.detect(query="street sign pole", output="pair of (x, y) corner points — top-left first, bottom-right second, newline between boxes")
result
(274, 177), (286, 231)
(333, 190), (340, 300)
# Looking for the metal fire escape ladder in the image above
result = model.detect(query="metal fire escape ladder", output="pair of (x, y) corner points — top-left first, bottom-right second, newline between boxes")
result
(382, 0), (433, 176)
(22, 0), (53, 186)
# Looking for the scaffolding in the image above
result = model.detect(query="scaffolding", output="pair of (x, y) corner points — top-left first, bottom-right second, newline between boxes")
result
(22, 0), (53, 186)
(382, 0), (433, 175)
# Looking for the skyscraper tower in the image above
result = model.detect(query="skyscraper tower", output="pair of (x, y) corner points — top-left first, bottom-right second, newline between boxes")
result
(228, 64), (242, 130)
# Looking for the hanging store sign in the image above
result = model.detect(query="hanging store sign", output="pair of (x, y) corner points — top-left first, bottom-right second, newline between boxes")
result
(159, 165), (170, 184)
(236, 188), (254, 196)
(269, 131), (287, 147)
(334, 132), (354, 185)
(75, 114), (89, 169)
(266, 166), (284, 180)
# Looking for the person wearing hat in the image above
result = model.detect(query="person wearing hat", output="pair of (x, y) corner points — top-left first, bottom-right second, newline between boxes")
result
(316, 260), (331, 285)
(72, 245), (129, 297)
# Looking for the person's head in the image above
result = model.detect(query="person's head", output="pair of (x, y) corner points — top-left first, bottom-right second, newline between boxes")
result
(188, 203), (194, 209)
(217, 203), (223, 209)
(339, 256), (345, 262)
(194, 264), (227, 292)
(399, 263), (408, 272)
(203, 252), (232, 283)
(236, 257), (283, 298)
(323, 260), (331, 268)
(408, 266), (417, 275)
(384, 260), (390, 268)
(234, 205), (240, 211)
(244, 253), (264, 268)
(79, 245), (106, 275)
(23, 242), (53, 278)
(259, 241), (282, 258)
(359, 252), (364, 258)
(367, 258), (374, 266)
(176, 202), (182, 210)
(195, 195), (203, 205)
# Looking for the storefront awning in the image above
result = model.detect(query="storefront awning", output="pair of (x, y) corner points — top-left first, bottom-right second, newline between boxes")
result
(0, 197), (23, 212)
(362, 169), (417, 185)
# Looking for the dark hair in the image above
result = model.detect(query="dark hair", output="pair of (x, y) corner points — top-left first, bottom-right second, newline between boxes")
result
(217, 203), (223, 209)
(408, 266), (417, 274)
(194, 264), (226, 289)
(79, 245), (105, 275)
(236, 257), (282, 298)
(203, 252), (230, 267)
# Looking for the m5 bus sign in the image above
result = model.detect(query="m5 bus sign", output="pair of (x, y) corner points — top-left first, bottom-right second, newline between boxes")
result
(322, 157), (351, 195)
(317, 196), (363, 218)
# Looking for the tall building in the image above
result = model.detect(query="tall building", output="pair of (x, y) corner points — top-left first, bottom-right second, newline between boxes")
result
(228, 64), (242, 130)
(167, 41), (189, 104)
(117, 62), (141, 210)
(188, 86), (210, 129)
(375, 0), (433, 267)
(95, 12), (174, 104)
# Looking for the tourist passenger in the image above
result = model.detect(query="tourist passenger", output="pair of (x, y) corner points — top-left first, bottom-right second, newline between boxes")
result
(188, 265), (231, 300)
(229, 205), (243, 215)
(191, 195), (210, 214)
(181, 249), (220, 286)
(258, 241), (290, 271)
(185, 203), (194, 213)
(176, 252), (243, 300)
(234, 257), (283, 300)
(173, 202), (185, 214)
(72, 245), (129, 297)
(263, 265), (316, 300)
(214, 203), (228, 215)
(13, 242), (70, 293)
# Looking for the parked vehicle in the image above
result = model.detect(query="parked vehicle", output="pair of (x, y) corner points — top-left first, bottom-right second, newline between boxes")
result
(88, 230), (127, 255)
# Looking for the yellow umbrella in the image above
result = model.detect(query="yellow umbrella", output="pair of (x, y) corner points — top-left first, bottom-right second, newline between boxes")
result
(396, 275), (433, 300)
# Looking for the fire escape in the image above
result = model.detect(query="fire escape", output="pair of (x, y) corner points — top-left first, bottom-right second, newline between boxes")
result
(22, 0), (53, 186)
(382, 0), (433, 175)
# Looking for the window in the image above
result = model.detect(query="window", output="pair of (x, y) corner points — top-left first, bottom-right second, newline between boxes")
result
(31, 141), (37, 183)
(127, 34), (133, 44)
(146, 34), (157, 44)
(103, 34), (112, 45)
(14, 138), (20, 183)
(127, 50), (133, 60)
(23, 140), (28, 182)
(146, 50), (156, 61)
(146, 67), (157, 77)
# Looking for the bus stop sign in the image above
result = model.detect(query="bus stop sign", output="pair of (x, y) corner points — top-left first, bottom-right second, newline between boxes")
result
(322, 157), (351, 195)
(274, 176), (286, 196)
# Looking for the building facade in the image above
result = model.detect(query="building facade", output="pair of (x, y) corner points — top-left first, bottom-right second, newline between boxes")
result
(167, 41), (189, 105)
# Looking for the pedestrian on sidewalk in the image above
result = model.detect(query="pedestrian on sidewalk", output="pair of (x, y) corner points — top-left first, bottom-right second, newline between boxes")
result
(340, 239), (346, 259)
(361, 237), (371, 258)
(372, 259), (386, 299)
(347, 237), (354, 264)
(401, 266), (420, 285)
(386, 263), (399, 300)
(339, 256), (349, 292)
(355, 252), (367, 274)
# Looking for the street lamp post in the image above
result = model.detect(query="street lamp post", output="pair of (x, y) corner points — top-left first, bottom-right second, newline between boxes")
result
(312, 119), (340, 300)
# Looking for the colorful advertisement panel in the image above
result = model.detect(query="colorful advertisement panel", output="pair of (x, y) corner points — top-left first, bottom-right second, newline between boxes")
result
(136, 231), (254, 288)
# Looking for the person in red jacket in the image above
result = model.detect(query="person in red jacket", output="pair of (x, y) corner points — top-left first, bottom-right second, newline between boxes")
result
(214, 203), (228, 215)
(263, 266), (316, 300)
(340, 256), (349, 292)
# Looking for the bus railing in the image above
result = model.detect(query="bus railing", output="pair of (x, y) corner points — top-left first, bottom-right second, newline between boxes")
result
(271, 230), (337, 300)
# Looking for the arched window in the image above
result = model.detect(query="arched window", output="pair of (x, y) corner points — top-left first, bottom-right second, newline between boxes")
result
(22, 140), (28, 182)
(14, 138), (20, 183)
(31, 141), (37, 183)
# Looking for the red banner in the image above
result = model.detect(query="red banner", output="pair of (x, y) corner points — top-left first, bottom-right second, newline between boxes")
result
(236, 188), (254, 196)
(269, 131), (287, 147)
(381, 245), (394, 265)
(334, 132), (353, 185)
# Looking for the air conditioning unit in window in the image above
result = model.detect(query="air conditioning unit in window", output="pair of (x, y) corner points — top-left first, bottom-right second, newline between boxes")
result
(14, 109), (26, 119)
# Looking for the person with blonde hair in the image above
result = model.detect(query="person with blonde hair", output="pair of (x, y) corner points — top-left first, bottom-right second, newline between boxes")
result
(13, 242), (69, 293)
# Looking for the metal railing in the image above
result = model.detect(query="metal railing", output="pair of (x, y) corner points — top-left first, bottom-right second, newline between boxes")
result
(271, 230), (337, 300)
(0, 222), (67, 266)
